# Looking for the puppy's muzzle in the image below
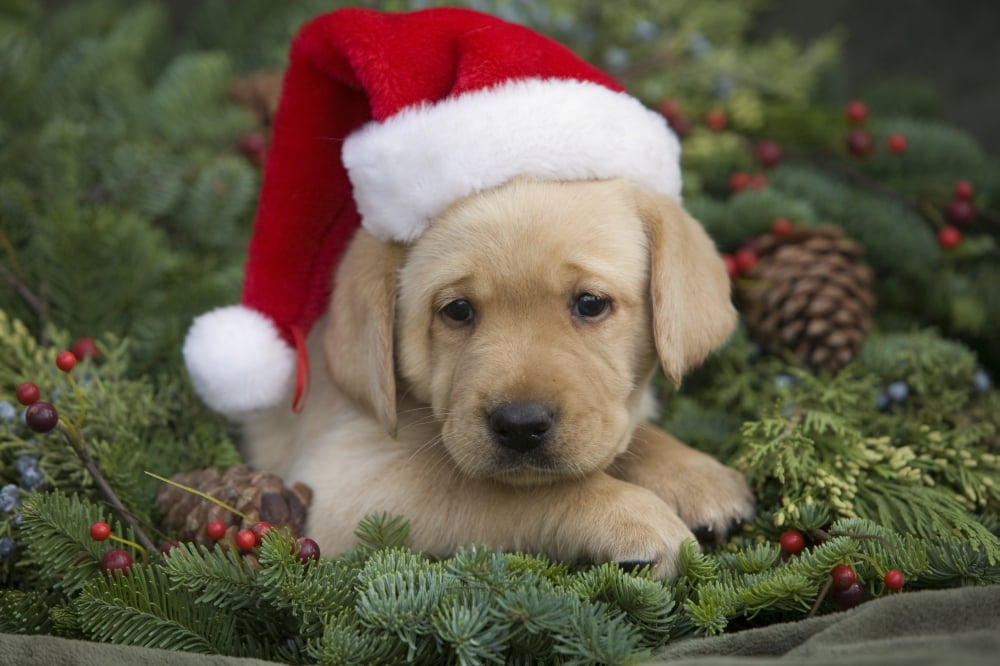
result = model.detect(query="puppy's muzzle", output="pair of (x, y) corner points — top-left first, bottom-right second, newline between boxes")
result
(488, 402), (555, 453)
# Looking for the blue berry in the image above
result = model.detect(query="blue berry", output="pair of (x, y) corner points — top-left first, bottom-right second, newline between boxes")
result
(19, 466), (44, 490)
(0, 536), (15, 558)
(875, 391), (891, 412)
(15, 454), (38, 475)
(12, 513), (23, 528)
(0, 485), (19, 513)
(774, 373), (795, 389)
(688, 32), (713, 56)
(973, 368), (991, 393)
(632, 18), (658, 42)
(0, 401), (16, 421)
(886, 381), (910, 403)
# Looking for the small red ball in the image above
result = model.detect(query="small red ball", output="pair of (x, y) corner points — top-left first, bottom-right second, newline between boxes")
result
(25, 402), (59, 433)
(884, 569), (905, 590)
(831, 581), (865, 609)
(845, 99), (869, 125)
(953, 180), (974, 200)
(946, 198), (976, 225)
(15, 382), (41, 406)
(734, 247), (758, 274)
(706, 108), (728, 131)
(89, 522), (111, 542)
(729, 171), (750, 193)
(205, 519), (227, 541)
(160, 540), (180, 554)
(71, 337), (100, 361)
(235, 529), (257, 551)
(886, 133), (907, 154)
(55, 351), (76, 373)
(250, 521), (272, 546)
(721, 253), (739, 281)
(101, 548), (134, 575)
(937, 225), (962, 249)
(846, 128), (875, 157)
(779, 529), (805, 556)
(296, 537), (321, 562)
(747, 173), (768, 190)
(771, 217), (794, 237)
(657, 99), (690, 137)
(753, 140), (783, 168)
(830, 564), (857, 590)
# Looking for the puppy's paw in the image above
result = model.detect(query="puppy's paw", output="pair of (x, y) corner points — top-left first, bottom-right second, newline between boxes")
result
(610, 426), (755, 545)
(570, 483), (697, 579)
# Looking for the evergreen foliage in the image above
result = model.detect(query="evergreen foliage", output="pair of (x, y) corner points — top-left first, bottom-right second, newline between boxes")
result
(2, 0), (999, 663)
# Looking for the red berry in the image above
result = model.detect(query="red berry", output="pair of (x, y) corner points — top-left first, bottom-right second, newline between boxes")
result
(705, 108), (728, 131)
(845, 99), (869, 125)
(753, 140), (783, 168)
(239, 131), (269, 165)
(846, 128), (875, 157)
(771, 217), (794, 237)
(831, 581), (865, 609)
(886, 133), (908, 154)
(71, 337), (100, 361)
(830, 564), (857, 590)
(89, 521), (111, 542)
(160, 540), (180, 554)
(657, 99), (691, 137)
(296, 537), (321, 562)
(747, 173), (768, 190)
(55, 351), (76, 372)
(205, 519), (227, 541)
(884, 569), (905, 590)
(946, 198), (976, 225)
(937, 225), (962, 249)
(235, 529), (257, 551)
(250, 521), (272, 546)
(100, 548), (134, 575)
(721, 253), (739, 280)
(734, 247), (758, 274)
(15, 382), (41, 406)
(953, 180), (975, 200)
(729, 171), (750, 193)
(25, 402), (59, 433)
(779, 529), (805, 556)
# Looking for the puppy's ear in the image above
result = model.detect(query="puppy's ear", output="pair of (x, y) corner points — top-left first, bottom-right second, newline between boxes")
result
(324, 229), (406, 436)
(636, 189), (737, 386)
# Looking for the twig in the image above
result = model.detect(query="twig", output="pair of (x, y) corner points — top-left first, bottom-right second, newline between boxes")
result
(57, 422), (159, 556)
(807, 575), (833, 618)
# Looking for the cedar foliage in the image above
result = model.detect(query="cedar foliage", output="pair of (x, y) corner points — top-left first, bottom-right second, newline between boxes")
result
(2, 0), (999, 664)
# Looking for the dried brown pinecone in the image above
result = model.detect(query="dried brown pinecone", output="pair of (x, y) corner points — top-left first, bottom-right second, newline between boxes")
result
(157, 465), (312, 548)
(739, 226), (875, 371)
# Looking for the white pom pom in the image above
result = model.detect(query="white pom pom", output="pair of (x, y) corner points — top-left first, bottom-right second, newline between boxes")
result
(182, 305), (296, 415)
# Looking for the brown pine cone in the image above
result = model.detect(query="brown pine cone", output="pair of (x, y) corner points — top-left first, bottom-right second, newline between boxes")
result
(739, 226), (875, 371)
(157, 465), (312, 548)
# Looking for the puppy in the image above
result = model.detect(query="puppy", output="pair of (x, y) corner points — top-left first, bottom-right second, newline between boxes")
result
(242, 177), (753, 577)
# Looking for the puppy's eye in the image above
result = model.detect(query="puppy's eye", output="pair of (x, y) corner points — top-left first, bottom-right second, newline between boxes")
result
(573, 293), (610, 319)
(440, 299), (475, 324)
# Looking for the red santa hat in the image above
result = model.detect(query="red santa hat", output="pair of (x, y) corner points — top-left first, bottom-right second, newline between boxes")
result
(183, 7), (682, 416)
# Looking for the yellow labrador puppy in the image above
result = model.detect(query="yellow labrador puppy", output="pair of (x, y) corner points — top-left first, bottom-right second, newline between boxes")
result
(242, 177), (753, 577)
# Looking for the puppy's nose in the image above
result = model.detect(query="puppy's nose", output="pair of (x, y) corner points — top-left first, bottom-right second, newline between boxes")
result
(488, 402), (554, 452)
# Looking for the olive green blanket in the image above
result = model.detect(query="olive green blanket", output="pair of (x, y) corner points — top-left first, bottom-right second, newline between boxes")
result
(1, 585), (997, 665)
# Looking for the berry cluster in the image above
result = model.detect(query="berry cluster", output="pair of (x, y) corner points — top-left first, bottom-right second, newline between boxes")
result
(87, 520), (136, 575)
(842, 100), (907, 158)
(204, 518), (320, 563)
(779, 528), (906, 610)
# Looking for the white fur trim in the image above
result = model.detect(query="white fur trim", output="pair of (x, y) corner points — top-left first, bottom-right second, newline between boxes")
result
(343, 78), (681, 243)
(183, 305), (296, 415)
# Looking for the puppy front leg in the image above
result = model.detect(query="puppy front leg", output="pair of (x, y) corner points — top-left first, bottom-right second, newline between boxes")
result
(608, 423), (755, 543)
(351, 458), (699, 579)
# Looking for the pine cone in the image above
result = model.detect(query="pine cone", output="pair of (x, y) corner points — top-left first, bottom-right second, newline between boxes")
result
(157, 465), (312, 548)
(739, 226), (875, 371)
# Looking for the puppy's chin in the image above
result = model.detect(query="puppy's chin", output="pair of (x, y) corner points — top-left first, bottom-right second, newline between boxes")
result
(440, 424), (628, 487)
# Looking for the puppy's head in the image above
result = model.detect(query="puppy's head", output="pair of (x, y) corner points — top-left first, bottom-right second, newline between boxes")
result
(325, 178), (735, 483)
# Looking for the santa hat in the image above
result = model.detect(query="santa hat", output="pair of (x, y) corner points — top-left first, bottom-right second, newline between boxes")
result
(183, 7), (682, 416)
